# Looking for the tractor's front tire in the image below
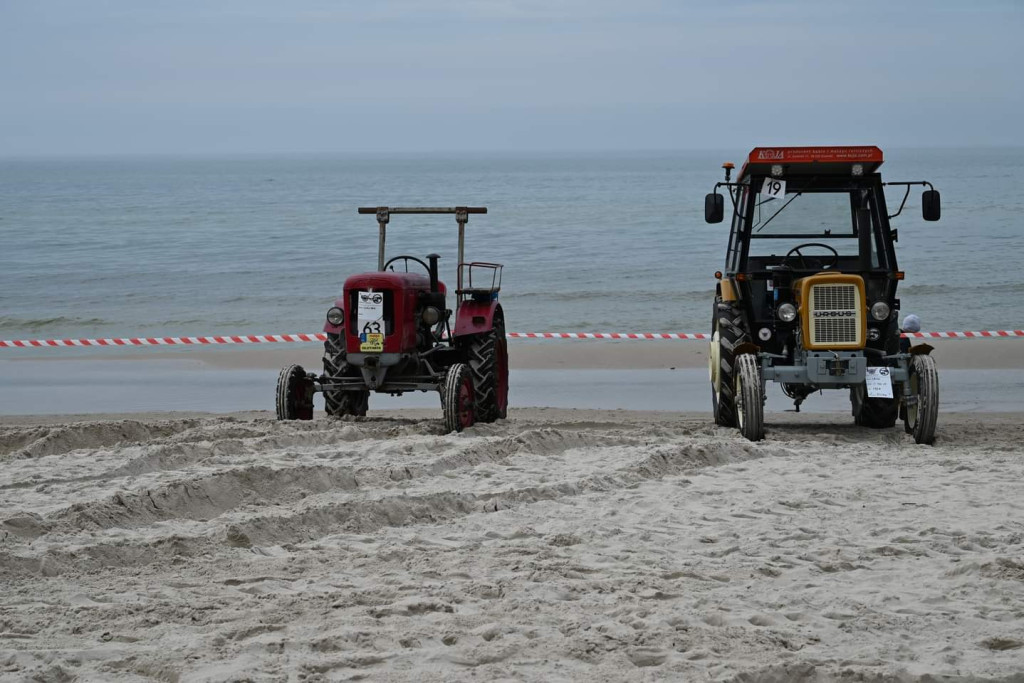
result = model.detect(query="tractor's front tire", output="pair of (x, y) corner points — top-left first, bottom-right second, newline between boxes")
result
(711, 302), (747, 427)
(276, 364), (314, 421)
(465, 313), (509, 423)
(904, 354), (939, 444)
(323, 332), (369, 417)
(442, 363), (475, 433)
(734, 353), (764, 441)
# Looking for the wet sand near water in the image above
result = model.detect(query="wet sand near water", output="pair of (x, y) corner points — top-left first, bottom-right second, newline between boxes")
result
(4, 337), (1021, 370)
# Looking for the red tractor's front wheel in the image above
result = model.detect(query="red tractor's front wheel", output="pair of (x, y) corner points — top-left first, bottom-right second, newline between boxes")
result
(442, 363), (475, 433)
(276, 364), (314, 421)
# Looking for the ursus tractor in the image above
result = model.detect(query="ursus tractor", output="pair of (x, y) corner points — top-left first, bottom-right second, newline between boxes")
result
(704, 147), (941, 443)
(276, 206), (508, 433)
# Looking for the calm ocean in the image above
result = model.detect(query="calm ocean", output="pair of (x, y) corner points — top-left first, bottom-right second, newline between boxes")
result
(1, 149), (1020, 345)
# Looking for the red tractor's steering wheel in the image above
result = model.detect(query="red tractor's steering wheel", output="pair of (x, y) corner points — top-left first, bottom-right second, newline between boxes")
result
(783, 242), (840, 271)
(383, 255), (431, 275)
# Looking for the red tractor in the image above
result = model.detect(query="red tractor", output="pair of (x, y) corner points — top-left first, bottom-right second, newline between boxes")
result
(276, 207), (508, 432)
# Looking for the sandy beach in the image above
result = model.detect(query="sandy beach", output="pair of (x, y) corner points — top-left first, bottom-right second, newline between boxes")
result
(2, 338), (1024, 681)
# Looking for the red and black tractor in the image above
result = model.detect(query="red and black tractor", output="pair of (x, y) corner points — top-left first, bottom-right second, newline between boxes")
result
(276, 206), (508, 432)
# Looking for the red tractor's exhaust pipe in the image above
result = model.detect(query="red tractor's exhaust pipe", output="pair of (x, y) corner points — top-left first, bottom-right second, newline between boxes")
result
(427, 253), (441, 293)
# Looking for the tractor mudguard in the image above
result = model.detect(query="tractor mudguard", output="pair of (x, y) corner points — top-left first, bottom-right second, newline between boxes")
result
(909, 343), (934, 356)
(323, 298), (345, 335)
(734, 341), (761, 357)
(454, 301), (501, 338)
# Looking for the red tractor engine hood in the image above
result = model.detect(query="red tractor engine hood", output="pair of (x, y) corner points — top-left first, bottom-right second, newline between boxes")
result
(323, 271), (447, 355)
(344, 271), (432, 291)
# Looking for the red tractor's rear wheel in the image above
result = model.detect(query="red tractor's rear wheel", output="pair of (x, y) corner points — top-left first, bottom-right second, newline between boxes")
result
(276, 364), (314, 421)
(466, 312), (508, 422)
(323, 332), (369, 417)
(442, 363), (475, 433)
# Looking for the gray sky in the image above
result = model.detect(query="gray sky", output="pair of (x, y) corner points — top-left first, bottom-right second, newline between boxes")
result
(1, 0), (1021, 156)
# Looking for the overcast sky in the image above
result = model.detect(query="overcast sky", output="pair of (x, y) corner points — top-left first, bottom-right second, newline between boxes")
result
(1, 0), (1021, 156)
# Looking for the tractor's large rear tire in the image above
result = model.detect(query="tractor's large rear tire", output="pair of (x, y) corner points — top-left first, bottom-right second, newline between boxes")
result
(323, 332), (369, 417)
(904, 354), (939, 445)
(442, 363), (475, 433)
(465, 313), (509, 423)
(852, 323), (900, 428)
(276, 364), (314, 421)
(852, 386), (899, 429)
(734, 353), (764, 441)
(711, 302), (748, 427)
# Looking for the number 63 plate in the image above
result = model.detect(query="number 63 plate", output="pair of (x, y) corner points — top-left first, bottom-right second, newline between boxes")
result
(358, 292), (385, 352)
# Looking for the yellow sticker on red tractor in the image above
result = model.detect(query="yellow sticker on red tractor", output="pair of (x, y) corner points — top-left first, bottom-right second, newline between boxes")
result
(360, 333), (384, 353)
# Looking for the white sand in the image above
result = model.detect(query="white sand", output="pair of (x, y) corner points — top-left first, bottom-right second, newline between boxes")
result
(2, 409), (1023, 681)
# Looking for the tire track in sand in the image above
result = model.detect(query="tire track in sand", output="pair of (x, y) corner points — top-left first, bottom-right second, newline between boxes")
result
(0, 417), (784, 576)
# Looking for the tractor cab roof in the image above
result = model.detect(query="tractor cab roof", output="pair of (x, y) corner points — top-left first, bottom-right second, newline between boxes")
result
(738, 146), (884, 181)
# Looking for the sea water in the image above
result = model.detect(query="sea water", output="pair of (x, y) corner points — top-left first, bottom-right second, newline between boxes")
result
(1, 149), (1021, 344)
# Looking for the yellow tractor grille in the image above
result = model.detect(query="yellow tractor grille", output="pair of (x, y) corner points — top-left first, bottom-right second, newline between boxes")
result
(809, 283), (861, 346)
(813, 285), (856, 312)
(813, 317), (858, 345)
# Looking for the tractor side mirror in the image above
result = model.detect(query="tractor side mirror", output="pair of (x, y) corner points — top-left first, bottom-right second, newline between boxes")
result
(705, 193), (724, 224)
(922, 189), (941, 221)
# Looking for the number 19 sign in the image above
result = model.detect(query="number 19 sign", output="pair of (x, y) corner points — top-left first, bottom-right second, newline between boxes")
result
(761, 177), (786, 200)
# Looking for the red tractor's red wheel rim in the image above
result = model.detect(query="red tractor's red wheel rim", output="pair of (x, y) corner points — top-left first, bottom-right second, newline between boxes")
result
(458, 373), (475, 429)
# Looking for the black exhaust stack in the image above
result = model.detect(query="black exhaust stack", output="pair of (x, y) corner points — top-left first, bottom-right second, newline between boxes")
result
(427, 253), (440, 293)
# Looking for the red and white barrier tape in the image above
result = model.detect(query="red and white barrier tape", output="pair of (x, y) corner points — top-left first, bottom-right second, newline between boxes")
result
(1, 330), (1022, 349)
(0, 334), (326, 349)
(507, 332), (711, 340)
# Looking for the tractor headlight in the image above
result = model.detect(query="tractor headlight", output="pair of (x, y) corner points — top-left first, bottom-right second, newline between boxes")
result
(870, 302), (891, 321)
(777, 303), (797, 322)
(867, 328), (881, 341)
(326, 307), (344, 326)
(421, 306), (440, 325)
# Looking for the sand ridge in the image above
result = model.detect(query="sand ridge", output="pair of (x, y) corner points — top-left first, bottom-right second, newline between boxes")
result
(1, 410), (1023, 681)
